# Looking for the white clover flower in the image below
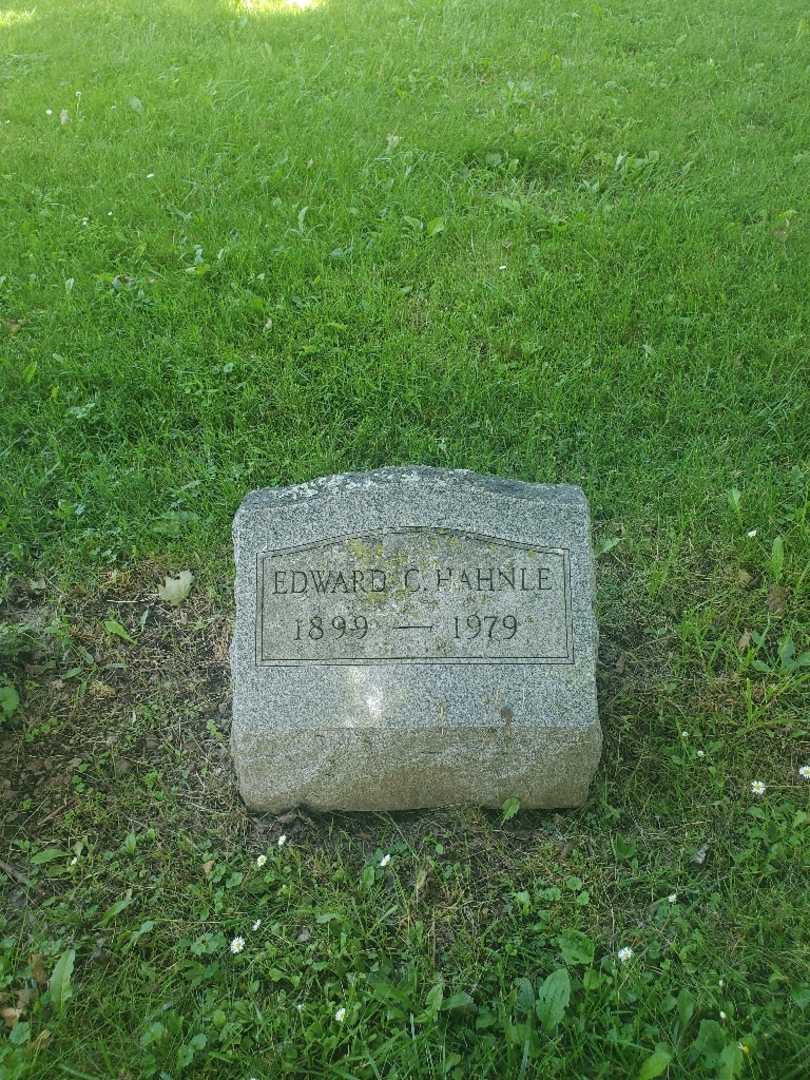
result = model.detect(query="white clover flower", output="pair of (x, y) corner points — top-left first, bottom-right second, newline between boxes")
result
(681, 731), (689, 738)
(334, 1007), (346, 1022)
(718, 979), (725, 989)
(799, 765), (810, 780)
(617, 946), (633, 963)
(229, 936), (245, 954)
(746, 529), (758, 538)
(379, 854), (391, 868)
(719, 1010), (727, 1021)
(696, 749), (705, 758)
(256, 854), (267, 868)
(751, 780), (767, 797)
(46, 108), (53, 116)
(277, 834), (287, 847)
(667, 893), (677, 903)
(252, 919), (261, 931)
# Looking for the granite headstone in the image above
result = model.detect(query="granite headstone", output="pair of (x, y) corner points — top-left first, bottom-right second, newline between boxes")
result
(231, 467), (600, 811)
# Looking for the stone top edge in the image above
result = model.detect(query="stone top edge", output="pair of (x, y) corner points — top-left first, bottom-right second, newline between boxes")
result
(235, 467), (587, 519)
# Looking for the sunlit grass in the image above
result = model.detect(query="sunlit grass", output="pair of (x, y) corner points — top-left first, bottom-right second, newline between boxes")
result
(0, 6), (36, 27)
(237, 0), (324, 14)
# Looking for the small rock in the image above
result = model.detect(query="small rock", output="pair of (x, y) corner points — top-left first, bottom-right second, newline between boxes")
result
(691, 845), (708, 866)
(766, 584), (787, 616)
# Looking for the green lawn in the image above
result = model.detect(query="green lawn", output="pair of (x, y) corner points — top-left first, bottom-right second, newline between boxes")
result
(1, 0), (809, 1075)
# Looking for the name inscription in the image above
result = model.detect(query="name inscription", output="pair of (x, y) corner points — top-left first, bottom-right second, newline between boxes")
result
(255, 527), (574, 666)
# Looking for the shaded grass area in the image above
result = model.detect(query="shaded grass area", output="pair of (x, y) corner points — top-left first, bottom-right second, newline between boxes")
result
(1, 0), (809, 1075)
(1, 527), (808, 1076)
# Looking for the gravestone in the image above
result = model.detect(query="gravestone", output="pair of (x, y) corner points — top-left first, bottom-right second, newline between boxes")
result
(231, 467), (601, 812)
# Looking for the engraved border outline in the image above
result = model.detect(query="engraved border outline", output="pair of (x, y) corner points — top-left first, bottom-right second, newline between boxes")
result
(255, 527), (575, 667)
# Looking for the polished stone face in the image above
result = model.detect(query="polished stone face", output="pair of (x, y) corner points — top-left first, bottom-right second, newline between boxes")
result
(231, 467), (601, 812)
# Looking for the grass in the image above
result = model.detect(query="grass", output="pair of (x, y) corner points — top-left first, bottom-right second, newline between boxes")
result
(1, 0), (809, 1075)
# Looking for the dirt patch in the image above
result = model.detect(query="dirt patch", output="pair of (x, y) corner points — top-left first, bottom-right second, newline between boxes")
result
(0, 566), (247, 857)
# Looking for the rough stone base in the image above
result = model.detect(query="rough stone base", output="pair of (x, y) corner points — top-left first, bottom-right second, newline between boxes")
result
(232, 723), (602, 813)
